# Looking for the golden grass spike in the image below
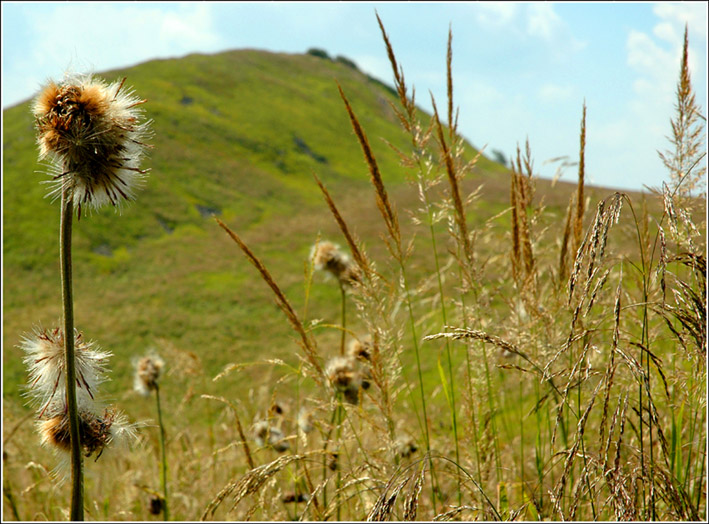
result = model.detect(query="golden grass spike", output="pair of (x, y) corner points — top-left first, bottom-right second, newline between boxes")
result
(446, 26), (455, 140)
(215, 218), (323, 377)
(510, 163), (521, 283)
(558, 194), (575, 283)
(430, 96), (473, 267)
(573, 102), (587, 254)
(375, 12), (410, 115)
(201, 395), (255, 470)
(312, 172), (372, 279)
(337, 83), (401, 249)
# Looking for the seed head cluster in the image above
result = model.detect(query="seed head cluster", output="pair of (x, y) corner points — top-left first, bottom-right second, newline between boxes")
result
(310, 241), (360, 286)
(20, 327), (138, 459)
(325, 355), (370, 405)
(33, 74), (152, 214)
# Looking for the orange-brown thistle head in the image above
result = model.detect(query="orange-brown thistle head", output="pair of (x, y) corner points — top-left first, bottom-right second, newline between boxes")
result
(32, 74), (152, 214)
(38, 406), (137, 459)
(310, 241), (360, 286)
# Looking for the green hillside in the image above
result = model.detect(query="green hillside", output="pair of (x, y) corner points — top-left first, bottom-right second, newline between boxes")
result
(3, 49), (509, 409)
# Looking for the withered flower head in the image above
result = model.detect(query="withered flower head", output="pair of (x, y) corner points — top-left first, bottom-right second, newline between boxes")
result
(38, 404), (138, 459)
(326, 356), (366, 405)
(253, 421), (290, 453)
(347, 337), (373, 362)
(310, 241), (360, 286)
(33, 74), (152, 214)
(133, 354), (165, 397)
(394, 435), (418, 459)
(20, 327), (111, 415)
(325, 356), (359, 391)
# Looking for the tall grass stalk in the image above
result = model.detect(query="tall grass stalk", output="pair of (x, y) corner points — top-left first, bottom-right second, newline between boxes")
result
(337, 81), (439, 510)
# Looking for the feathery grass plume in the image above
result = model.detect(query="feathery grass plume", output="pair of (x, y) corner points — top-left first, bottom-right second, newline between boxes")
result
(33, 74), (152, 215)
(21, 327), (111, 416)
(513, 140), (537, 287)
(310, 240), (360, 286)
(313, 172), (373, 280)
(216, 218), (323, 378)
(558, 195), (575, 283)
(510, 162), (522, 283)
(133, 354), (165, 396)
(658, 25), (706, 199)
(337, 83), (401, 253)
(573, 102), (587, 254)
(431, 95), (473, 268)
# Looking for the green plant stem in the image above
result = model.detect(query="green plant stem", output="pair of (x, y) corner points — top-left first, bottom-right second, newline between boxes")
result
(339, 282), (346, 356)
(156, 384), (169, 521)
(60, 187), (84, 521)
(427, 219), (462, 508)
(399, 262), (439, 513)
(336, 396), (343, 521)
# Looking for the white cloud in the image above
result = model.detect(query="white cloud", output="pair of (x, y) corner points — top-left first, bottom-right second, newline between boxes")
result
(653, 2), (708, 40)
(28, 4), (222, 83)
(474, 2), (518, 28)
(526, 3), (562, 41)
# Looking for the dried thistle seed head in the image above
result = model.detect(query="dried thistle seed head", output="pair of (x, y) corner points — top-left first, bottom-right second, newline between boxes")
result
(348, 337), (373, 361)
(33, 74), (152, 214)
(310, 241), (360, 286)
(133, 354), (165, 396)
(325, 356), (360, 391)
(252, 421), (290, 452)
(269, 401), (285, 416)
(297, 407), (314, 434)
(394, 435), (418, 459)
(38, 406), (138, 459)
(343, 383), (361, 405)
(20, 327), (111, 414)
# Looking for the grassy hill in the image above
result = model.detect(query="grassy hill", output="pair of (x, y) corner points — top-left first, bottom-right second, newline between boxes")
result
(5, 47), (699, 522)
(3, 48), (509, 406)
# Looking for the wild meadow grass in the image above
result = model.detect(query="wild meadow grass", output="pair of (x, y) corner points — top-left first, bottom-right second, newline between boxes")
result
(3, 20), (706, 522)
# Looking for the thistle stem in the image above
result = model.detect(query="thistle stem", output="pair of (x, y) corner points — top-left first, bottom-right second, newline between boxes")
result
(339, 282), (346, 356)
(60, 186), (84, 521)
(156, 384), (169, 520)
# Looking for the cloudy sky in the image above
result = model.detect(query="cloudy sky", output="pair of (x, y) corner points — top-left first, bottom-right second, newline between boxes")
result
(2, 2), (707, 192)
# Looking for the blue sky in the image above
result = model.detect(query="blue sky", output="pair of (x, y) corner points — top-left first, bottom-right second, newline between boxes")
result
(2, 1), (707, 192)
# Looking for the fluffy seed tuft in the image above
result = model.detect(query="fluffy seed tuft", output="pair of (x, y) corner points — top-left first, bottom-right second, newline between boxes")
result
(33, 74), (152, 214)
